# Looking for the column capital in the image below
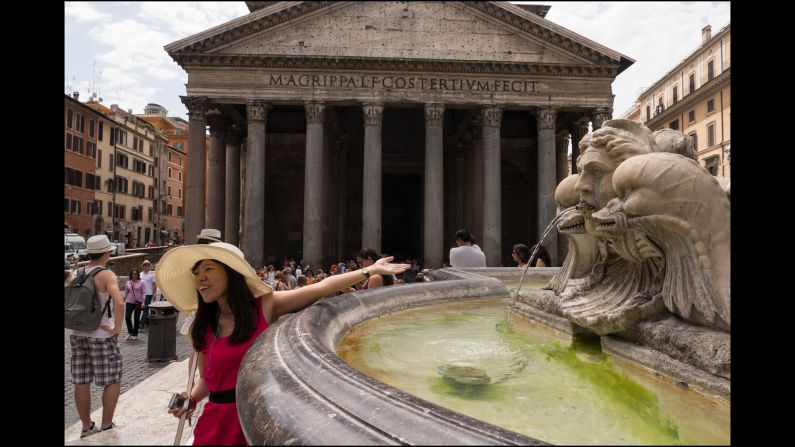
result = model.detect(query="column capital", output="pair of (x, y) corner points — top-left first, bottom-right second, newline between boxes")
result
(469, 111), (483, 140)
(225, 125), (242, 145)
(571, 116), (590, 136)
(362, 103), (384, 127)
(536, 108), (557, 130)
(481, 105), (503, 127)
(246, 100), (270, 123)
(304, 101), (326, 125)
(206, 113), (228, 136)
(180, 96), (211, 120)
(591, 107), (612, 130)
(424, 103), (445, 127)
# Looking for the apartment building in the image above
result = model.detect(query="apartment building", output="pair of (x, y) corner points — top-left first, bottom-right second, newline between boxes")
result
(637, 24), (730, 178)
(64, 93), (102, 237)
(139, 104), (200, 244)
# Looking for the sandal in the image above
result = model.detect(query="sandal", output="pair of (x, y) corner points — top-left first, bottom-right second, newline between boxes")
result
(125, 335), (132, 341)
(100, 422), (116, 431)
(80, 421), (99, 438)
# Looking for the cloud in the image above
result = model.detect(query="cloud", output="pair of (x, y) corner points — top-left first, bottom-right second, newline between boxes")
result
(539, 1), (730, 117)
(137, 1), (250, 39)
(65, 2), (111, 23)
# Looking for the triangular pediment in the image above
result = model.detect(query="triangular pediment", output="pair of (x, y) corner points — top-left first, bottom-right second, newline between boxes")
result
(167, 1), (633, 73)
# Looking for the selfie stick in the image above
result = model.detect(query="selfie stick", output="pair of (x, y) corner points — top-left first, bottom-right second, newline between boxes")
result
(174, 349), (199, 446)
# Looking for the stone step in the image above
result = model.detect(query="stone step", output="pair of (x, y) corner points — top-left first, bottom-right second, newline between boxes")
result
(64, 358), (204, 445)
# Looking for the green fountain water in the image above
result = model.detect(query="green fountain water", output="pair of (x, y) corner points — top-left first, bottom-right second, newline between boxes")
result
(338, 299), (729, 445)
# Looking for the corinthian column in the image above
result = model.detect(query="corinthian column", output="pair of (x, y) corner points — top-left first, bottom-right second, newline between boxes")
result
(556, 130), (570, 183)
(180, 95), (210, 244)
(243, 100), (270, 266)
(224, 127), (241, 246)
(536, 107), (558, 266)
(361, 103), (383, 253)
(482, 105), (503, 266)
(591, 107), (612, 130)
(569, 117), (590, 175)
(206, 114), (227, 234)
(303, 101), (325, 269)
(424, 103), (444, 268)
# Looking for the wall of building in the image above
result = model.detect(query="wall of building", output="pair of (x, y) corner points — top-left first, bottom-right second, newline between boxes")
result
(64, 95), (100, 236)
(637, 24), (730, 180)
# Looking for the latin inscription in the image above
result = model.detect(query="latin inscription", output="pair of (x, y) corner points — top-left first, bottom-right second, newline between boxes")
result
(266, 74), (538, 93)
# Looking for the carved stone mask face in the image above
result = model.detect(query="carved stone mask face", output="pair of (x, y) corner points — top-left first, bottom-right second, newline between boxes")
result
(574, 149), (618, 211)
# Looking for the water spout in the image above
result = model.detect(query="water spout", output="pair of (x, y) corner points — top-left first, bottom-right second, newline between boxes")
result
(504, 205), (577, 329)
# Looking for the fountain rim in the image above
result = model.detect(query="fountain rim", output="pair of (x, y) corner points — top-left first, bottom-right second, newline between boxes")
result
(237, 276), (551, 445)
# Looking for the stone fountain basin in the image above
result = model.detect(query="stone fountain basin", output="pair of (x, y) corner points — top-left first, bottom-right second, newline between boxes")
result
(237, 276), (549, 445)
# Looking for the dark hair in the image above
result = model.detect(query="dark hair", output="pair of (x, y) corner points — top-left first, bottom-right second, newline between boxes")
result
(129, 269), (140, 278)
(512, 244), (530, 264)
(356, 248), (379, 263)
(529, 244), (551, 267)
(454, 229), (473, 243)
(190, 260), (258, 351)
(88, 252), (106, 260)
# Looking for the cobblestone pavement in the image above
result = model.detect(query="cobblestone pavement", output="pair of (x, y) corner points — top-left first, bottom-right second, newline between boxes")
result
(64, 312), (193, 429)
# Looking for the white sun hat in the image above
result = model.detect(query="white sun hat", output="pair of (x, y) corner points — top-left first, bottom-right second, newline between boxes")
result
(155, 242), (272, 313)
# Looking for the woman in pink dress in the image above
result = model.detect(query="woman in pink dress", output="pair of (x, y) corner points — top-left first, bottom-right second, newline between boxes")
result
(160, 242), (410, 445)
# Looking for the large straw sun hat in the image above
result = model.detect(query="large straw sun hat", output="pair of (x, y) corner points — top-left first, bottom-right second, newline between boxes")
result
(155, 242), (272, 313)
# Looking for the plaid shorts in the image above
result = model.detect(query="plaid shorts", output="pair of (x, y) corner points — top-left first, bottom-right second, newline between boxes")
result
(70, 335), (123, 387)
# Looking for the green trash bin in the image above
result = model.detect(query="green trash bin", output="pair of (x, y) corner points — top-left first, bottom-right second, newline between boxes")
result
(147, 301), (177, 362)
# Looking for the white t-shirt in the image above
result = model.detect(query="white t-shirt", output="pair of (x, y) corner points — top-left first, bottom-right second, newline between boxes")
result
(141, 270), (156, 296)
(449, 245), (486, 268)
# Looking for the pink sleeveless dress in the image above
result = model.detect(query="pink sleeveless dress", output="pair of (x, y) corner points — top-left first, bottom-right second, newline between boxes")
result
(193, 297), (268, 445)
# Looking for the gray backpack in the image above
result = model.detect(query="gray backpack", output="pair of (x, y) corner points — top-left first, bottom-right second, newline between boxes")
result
(65, 267), (111, 331)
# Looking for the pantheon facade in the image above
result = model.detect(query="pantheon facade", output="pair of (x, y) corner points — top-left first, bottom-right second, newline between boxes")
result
(166, 1), (632, 268)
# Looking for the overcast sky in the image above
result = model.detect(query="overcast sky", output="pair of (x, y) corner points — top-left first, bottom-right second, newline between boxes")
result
(64, 1), (729, 120)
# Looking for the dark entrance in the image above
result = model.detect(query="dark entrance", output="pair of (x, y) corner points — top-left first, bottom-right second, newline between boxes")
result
(381, 174), (422, 260)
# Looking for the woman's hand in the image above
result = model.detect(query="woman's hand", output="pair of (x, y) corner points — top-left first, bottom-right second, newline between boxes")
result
(371, 256), (412, 277)
(167, 392), (196, 421)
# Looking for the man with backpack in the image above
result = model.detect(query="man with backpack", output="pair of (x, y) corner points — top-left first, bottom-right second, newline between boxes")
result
(67, 235), (124, 438)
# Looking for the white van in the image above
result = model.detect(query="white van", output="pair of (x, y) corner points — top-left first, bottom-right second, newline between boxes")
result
(64, 233), (88, 260)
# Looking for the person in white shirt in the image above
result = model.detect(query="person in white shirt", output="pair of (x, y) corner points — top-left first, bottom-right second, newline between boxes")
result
(449, 229), (486, 268)
(138, 260), (157, 330)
